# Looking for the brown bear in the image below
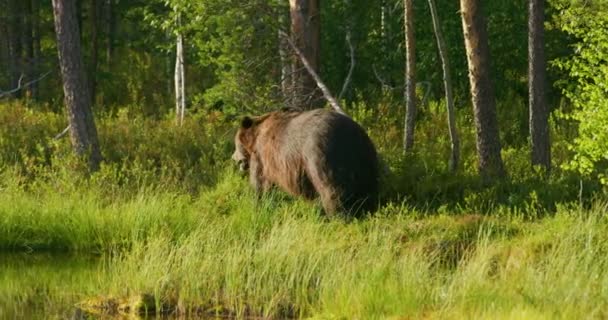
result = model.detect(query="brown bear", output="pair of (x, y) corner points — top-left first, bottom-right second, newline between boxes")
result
(232, 108), (379, 216)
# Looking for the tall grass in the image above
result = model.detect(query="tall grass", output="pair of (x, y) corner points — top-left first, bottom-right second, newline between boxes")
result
(97, 192), (608, 319)
(2, 153), (608, 318)
(1, 101), (607, 318)
(3, 174), (607, 318)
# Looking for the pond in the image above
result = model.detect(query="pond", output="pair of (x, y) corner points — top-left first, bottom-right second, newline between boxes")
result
(0, 252), (105, 319)
(0, 253), (232, 319)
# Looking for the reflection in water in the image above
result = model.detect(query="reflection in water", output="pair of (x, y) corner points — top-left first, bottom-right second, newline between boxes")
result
(0, 253), (226, 320)
(0, 252), (103, 319)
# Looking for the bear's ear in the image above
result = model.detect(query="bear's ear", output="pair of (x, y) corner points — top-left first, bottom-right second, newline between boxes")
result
(241, 116), (254, 129)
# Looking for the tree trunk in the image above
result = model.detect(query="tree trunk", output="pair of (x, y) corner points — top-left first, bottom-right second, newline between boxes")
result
(529, 0), (550, 171)
(105, 0), (114, 68)
(428, 0), (460, 172)
(52, 0), (102, 171)
(89, 0), (101, 104)
(174, 14), (186, 125)
(403, 0), (416, 152)
(76, 0), (83, 41)
(23, 0), (35, 100)
(7, 0), (23, 98)
(289, 0), (321, 109)
(280, 31), (346, 115)
(460, 0), (505, 179)
(0, 4), (7, 89)
(278, 10), (293, 106)
(30, 0), (41, 100)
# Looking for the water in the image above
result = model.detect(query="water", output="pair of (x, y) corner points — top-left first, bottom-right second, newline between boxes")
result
(0, 252), (104, 319)
(0, 253), (229, 319)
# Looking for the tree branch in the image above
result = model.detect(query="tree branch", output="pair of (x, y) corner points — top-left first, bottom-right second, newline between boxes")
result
(0, 71), (52, 99)
(54, 125), (71, 140)
(279, 30), (346, 115)
(338, 30), (355, 100)
(372, 64), (396, 90)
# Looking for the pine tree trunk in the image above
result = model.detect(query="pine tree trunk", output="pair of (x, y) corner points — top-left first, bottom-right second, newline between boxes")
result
(0, 5), (7, 89)
(403, 0), (416, 152)
(52, 0), (102, 171)
(105, 0), (114, 68)
(460, 0), (505, 179)
(428, 0), (459, 171)
(529, 0), (551, 171)
(89, 0), (100, 104)
(289, 0), (321, 109)
(23, 0), (34, 100)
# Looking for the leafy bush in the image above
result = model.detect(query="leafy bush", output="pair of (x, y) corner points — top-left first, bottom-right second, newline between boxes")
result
(551, 0), (608, 186)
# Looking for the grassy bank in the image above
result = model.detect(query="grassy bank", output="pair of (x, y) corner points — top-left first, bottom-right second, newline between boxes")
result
(104, 200), (608, 319)
(2, 168), (608, 318)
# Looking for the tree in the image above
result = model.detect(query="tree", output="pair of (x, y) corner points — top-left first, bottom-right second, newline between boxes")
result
(460, 0), (505, 178)
(529, 0), (550, 171)
(403, 0), (416, 152)
(279, 9), (293, 106)
(6, 0), (23, 98)
(174, 12), (185, 125)
(105, 0), (114, 68)
(552, 0), (608, 185)
(52, 0), (102, 171)
(428, 0), (459, 172)
(30, 0), (41, 100)
(289, 0), (321, 109)
(89, 0), (101, 103)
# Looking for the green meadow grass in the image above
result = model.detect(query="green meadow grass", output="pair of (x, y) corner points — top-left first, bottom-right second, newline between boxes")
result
(2, 168), (608, 319)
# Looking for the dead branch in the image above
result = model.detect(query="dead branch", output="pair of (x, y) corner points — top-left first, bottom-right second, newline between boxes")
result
(0, 71), (52, 99)
(54, 125), (71, 140)
(338, 30), (355, 100)
(418, 81), (432, 108)
(279, 30), (346, 115)
(372, 64), (396, 91)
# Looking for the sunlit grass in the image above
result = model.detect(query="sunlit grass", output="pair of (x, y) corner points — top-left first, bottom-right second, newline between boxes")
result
(1, 166), (608, 318)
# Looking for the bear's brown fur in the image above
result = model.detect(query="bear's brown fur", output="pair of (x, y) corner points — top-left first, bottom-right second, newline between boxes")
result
(232, 108), (379, 216)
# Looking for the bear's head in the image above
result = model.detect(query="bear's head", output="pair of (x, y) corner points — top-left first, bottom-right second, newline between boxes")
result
(232, 116), (257, 172)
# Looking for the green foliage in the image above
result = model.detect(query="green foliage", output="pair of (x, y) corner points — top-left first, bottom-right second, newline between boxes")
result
(157, 0), (287, 113)
(550, 0), (608, 185)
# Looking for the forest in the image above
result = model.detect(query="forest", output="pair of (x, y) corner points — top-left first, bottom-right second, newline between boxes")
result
(1, 0), (607, 318)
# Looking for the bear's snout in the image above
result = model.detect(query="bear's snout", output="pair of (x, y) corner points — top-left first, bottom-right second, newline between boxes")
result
(232, 150), (249, 172)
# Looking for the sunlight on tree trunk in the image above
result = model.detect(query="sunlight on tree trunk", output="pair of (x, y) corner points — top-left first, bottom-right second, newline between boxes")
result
(52, 0), (102, 171)
(460, 0), (505, 179)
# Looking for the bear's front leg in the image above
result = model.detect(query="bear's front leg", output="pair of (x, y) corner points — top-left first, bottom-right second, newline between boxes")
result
(249, 154), (270, 199)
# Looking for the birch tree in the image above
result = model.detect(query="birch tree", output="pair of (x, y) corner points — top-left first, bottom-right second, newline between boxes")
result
(428, 0), (459, 171)
(174, 12), (185, 125)
(403, 0), (416, 152)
